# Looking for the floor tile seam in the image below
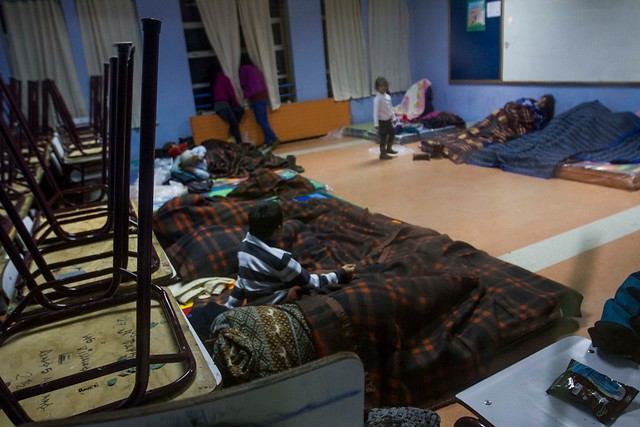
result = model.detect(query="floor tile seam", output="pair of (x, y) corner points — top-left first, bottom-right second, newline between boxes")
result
(498, 205), (640, 272)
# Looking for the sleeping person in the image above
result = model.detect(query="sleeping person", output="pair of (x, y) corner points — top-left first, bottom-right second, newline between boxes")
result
(420, 94), (555, 163)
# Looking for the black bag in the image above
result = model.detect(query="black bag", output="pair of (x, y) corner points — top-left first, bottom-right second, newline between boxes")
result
(187, 179), (213, 194)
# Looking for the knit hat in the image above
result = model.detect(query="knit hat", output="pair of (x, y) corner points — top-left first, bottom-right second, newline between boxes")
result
(180, 150), (197, 168)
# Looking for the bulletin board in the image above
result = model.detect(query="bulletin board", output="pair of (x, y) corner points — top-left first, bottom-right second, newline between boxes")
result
(449, 0), (501, 82)
(449, 0), (640, 84)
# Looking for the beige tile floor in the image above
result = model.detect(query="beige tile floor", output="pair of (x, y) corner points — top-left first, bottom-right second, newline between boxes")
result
(275, 136), (640, 426)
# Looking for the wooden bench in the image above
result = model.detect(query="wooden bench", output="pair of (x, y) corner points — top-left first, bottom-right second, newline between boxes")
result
(190, 98), (351, 146)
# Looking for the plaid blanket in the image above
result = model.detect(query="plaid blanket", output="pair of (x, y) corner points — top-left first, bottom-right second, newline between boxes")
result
(468, 101), (640, 178)
(420, 101), (538, 164)
(155, 196), (582, 408)
(201, 139), (287, 178)
(152, 170), (316, 280)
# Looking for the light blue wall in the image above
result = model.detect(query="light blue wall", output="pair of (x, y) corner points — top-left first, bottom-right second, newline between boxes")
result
(0, 42), (9, 78)
(287, 0), (327, 102)
(407, 0), (640, 122)
(134, 0), (195, 161)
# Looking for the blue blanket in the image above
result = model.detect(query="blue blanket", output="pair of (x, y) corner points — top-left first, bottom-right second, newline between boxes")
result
(467, 101), (640, 178)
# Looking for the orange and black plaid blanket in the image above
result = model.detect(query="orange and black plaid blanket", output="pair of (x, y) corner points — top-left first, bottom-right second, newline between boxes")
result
(420, 101), (538, 164)
(201, 139), (287, 178)
(154, 195), (582, 409)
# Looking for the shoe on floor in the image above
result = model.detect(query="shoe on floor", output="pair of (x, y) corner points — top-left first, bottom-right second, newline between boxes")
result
(286, 154), (305, 173)
(413, 153), (431, 161)
(380, 152), (393, 160)
(386, 147), (398, 154)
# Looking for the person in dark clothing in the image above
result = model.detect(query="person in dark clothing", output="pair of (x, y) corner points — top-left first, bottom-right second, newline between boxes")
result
(239, 54), (280, 152)
(211, 58), (244, 143)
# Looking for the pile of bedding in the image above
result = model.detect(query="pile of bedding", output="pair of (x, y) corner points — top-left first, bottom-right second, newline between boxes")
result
(201, 139), (288, 178)
(153, 195), (582, 409)
(419, 98), (548, 164)
(344, 79), (464, 144)
(467, 101), (640, 178)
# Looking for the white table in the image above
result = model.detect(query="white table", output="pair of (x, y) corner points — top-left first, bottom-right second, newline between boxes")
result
(456, 336), (640, 427)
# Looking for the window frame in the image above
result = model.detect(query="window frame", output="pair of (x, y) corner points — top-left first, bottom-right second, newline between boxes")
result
(180, 0), (296, 113)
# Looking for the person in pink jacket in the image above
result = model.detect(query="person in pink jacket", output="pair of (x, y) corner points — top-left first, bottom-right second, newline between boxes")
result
(211, 58), (244, 143)
(239, 54), (279, 151)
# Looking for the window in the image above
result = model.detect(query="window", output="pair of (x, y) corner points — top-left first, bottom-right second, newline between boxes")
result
(180, 0), (295, 113)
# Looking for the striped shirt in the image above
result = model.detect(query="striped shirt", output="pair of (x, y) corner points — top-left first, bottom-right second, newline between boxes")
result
(226, 232), (344, 308)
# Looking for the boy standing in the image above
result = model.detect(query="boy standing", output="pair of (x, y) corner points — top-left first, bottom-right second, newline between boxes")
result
(373, 77), (397, 160)
(225, 201), (356, 308)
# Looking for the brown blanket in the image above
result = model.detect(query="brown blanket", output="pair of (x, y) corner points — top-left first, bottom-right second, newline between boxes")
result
(420, 101), (538, 164)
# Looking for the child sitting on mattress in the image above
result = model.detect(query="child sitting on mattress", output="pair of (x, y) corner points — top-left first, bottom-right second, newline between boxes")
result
(225, 201), (356, 308)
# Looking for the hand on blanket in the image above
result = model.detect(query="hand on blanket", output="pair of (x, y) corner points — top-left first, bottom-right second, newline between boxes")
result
(285, 286), (302, 303)
(286, 285), (313, 303)
(341, 264), (356, 283)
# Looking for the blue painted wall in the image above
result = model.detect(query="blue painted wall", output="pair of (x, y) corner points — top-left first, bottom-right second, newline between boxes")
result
(0, 48), (9, 80)
(135, 0), (196, 161)
(287, 0), (327, 102)
(1, 0), (638, 160)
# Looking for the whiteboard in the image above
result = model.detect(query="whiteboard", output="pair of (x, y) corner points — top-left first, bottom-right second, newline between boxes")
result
(502, 0), (640, 83)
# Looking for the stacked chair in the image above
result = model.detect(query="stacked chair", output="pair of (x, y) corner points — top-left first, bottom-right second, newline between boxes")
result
(41, 68), (107, 189)
(0, 19), (196, 425)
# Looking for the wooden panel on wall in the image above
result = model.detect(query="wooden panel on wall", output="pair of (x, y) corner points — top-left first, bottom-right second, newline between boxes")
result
(190, 98), (351, 146)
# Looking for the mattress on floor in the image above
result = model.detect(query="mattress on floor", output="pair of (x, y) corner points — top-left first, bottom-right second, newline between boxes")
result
(344, 122), (457, 144)
(554, 161), (640, 191)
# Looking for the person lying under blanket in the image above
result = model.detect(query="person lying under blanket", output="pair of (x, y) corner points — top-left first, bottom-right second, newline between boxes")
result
(420, 94), (555, 163)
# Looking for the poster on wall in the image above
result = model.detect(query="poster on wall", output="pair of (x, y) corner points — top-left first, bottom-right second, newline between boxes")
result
(467, 0), (486, 32)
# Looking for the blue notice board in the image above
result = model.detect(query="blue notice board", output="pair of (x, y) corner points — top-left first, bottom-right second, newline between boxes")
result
(449, 0), (501, 81)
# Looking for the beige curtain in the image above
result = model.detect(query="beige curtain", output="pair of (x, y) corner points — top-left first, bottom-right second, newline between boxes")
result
(76, 0), (143, 128)
(2, 0), (87, 117)
(324, 0), (369, 100)
(195, 0), (243, 99)
(237, 0), (281, 110)
(368, 0), (412, 93)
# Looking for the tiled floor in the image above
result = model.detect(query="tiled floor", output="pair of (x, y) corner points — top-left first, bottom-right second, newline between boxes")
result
(275, 136), (640, 426)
